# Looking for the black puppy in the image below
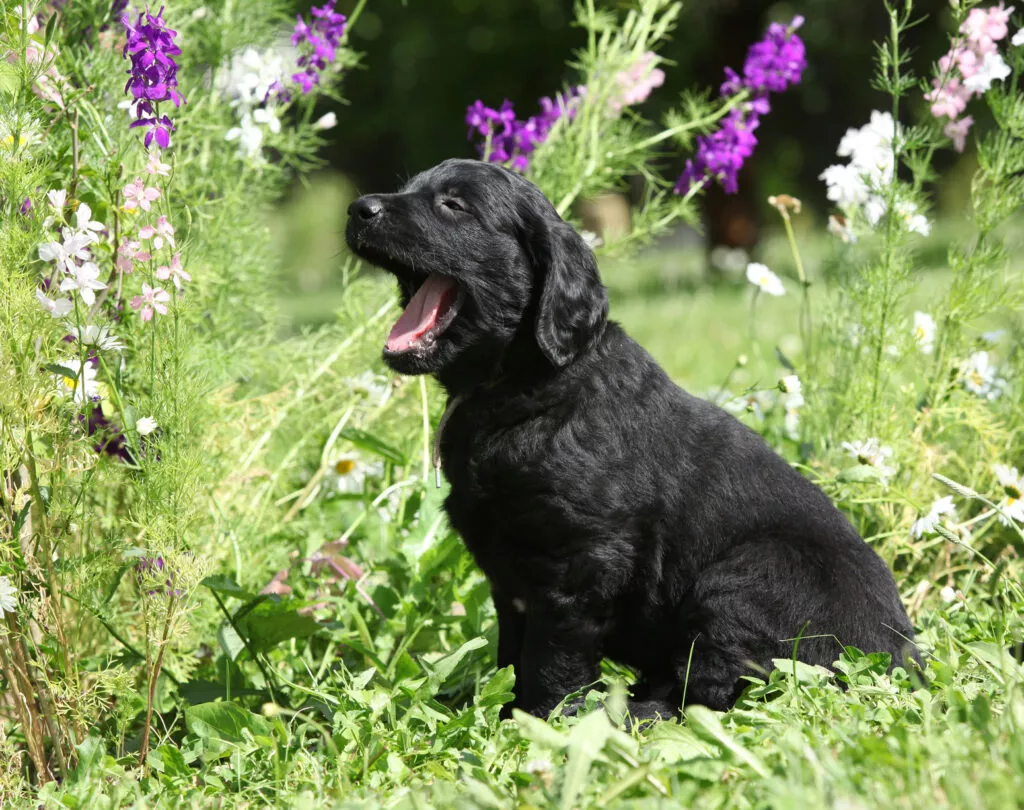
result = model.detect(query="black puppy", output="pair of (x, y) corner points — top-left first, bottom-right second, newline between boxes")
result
(346, 159), (918, 719)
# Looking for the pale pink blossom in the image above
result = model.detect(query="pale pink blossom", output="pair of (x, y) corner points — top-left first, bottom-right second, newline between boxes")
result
(138, 216), (176, 250)
(116, 239), (151, 273)
(131, 283), (170, 322)
(145, 151), (171, 176)
(156, 253), (191, 291)
(961, 4), (1014, 50)
(945, 115), (974, 152)
(122, 178), (161, 212)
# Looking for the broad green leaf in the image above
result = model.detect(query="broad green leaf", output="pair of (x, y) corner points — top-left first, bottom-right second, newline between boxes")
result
(236, 600), (321, 651)
(685, 706), (769, 778)
(478, 666), (516, 708)
(561, 710), (613, 810)
(185, 702), (271, 760)
(201, 575), (258, 601)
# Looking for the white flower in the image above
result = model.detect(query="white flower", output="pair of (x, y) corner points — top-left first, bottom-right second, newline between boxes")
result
(838, 111), (898, 183)
(36, 289), (74, 318)
(0, 576), (17, 618)
(841, 437), (896, 485)
(963, 52), (1011, 94)
(820, 163), (870, 209)
(959, 351), (1007, 400)
(39, 228), (92, 273)
(864, 195), (887, 227)
(911, 496), (957, 538)
(60, 261), (107, 306)
(328, 456), (385, 494)
(723, 390), (776, 423)
(913, 311), (936, 354)
(939, 585), (962, 604)
(895, 200), (930, 236)
(216, 45), (291, 108)
(72, 324), (125, 352)
(225, 112), (265, 158)
(778, 374), (802, 396)
(47, 188), (67, 211)
(313, 112), (338, 131)
(580, 230), (604, 250)
(1013, 28), (1024, 47)
(784, 406), (801, 441)
(993, 464), (1024, 525)
(745, 263), (785, 297)
(73, 203), (105, 243)
(54, 357), (100, 403)
(136, 416), (159, 436)
(253, 106), (282, 135)
(350, 371), (392, 407)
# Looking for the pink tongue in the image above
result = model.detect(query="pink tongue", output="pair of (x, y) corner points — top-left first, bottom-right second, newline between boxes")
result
(387, 274), (459, 352)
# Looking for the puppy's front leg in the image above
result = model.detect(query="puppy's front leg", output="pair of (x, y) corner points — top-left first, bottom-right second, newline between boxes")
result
(517, 604), (603, 717)
(493, 591), (526, 720)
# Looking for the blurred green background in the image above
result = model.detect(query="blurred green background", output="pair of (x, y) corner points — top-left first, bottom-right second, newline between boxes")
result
(275, 0), (979, 379)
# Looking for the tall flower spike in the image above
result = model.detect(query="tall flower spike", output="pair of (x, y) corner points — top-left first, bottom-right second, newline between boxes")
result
(290, 0), (348, 94)
(676, 17), (806, 195)
(122, 6), (186, 149)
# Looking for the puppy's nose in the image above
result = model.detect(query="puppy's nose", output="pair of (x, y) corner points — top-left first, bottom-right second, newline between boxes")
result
(349, 196), (384, 221)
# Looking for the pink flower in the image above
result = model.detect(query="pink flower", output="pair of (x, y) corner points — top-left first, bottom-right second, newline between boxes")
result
(155, 253), (191, 291)
(945, 115), (974, 152)
(961, 5), (1014, 49)
(608, 51), (665, 114)
(138, 215), (175, 250)
(145, 151), (171, 176)
(926, 76), (970, 119)
(130, 283), (170, 321)
(116, 239), (151, 273)
(122, 178), (161, 212)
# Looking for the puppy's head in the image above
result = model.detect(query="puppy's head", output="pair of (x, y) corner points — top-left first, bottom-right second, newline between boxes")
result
(345, 159), (607, 378)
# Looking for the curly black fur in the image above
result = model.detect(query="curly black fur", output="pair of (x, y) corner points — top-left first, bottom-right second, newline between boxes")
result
(346, 159), (919, 720)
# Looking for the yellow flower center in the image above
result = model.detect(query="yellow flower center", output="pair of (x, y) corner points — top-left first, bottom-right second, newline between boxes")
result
(969, 371), (984, 387)
(334, 459), (356, 475)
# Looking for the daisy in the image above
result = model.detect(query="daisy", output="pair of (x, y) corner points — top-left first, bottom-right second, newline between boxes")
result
(131, 283), (171, 322)
(959, 351), (1007, 400)
(841, 437), (896, 485)
(911, 496), (957, 538)
(71, 324), (125, 352)
(155, 253), (191, 291)
(778, 374), (801, 396)
(139, 216), (176, 250)
(723, 390), (776, 423)
(993, 464), (1024, 525)
(60, 261), (107, 306)
(328, 455), (384, 495)
(136, 416), (159, 436)
(36, 289), (73, 318)
(122, 178), (161, 212)
(913, 311), (936, 354)
(0, 576), (16, 618)
(746, 262), (785, 297)
(54, 357), (100, 403)
(349, 371), (392, 407)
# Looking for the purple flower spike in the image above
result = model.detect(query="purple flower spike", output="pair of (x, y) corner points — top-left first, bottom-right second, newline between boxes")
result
(20, 198), (32, 216)
(290, 0), (348, 95)
(465, 88), (584, 172)
(122, 6), (185, 150)
(676, 17), (805, 195)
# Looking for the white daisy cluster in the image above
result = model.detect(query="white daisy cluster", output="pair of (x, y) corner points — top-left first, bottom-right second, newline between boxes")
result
(745, 262), (785, 297)
(993, 464), (1024, 526)
(911, 495), (957, 539)
(820, 111), (930, 240)
(913, 312), (937, 355)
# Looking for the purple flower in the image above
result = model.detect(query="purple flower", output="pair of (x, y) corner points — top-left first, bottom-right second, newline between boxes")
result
(290, 0), (348, 94)
(19, 197), (32, 216)
(134, 555), (182, 597)
(79, 407), (132, 462)
(121, 6), (185, 150)
(676, 17), (805, 196)
(465, 88), (584, 172)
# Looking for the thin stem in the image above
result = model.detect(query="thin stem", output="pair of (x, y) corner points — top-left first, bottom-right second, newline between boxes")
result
(139, 602), (174, 768)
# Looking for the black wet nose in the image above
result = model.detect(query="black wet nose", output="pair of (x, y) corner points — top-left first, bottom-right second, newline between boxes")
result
(349, 196), (383, 221)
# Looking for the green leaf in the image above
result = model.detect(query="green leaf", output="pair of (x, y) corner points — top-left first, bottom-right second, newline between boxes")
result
(43, 363), (77, 380)
(201, 575), (258, 601)
(217, 622), (246, 662)
(478, 666), (516, 708)
(513, 709), (567, 749)
(685, 706), (769, 778)
(774, 345), (796, 371)
(340, 427), (406, 464)
(12, 500), (31, 538)
(561, 710), (613, 810)
(421, 637), (487, 696)
(185, 702), (271, 760)
(148, 744), (190, 777)
(0, 62), (18, 97)
(235, 600), (321, 651)
(837, 464), (883, 483)
(770, 658), (835, 684)
(43, 13), (59, 48)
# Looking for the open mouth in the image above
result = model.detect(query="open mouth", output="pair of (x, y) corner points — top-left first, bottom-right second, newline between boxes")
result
(385, 273), (462, 354)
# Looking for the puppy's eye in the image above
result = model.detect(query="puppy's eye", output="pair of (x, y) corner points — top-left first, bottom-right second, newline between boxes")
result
(441, 198), (466, 213)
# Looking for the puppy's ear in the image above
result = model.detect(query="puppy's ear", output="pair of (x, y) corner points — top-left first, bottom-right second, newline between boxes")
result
(533, 222), (609, 367)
